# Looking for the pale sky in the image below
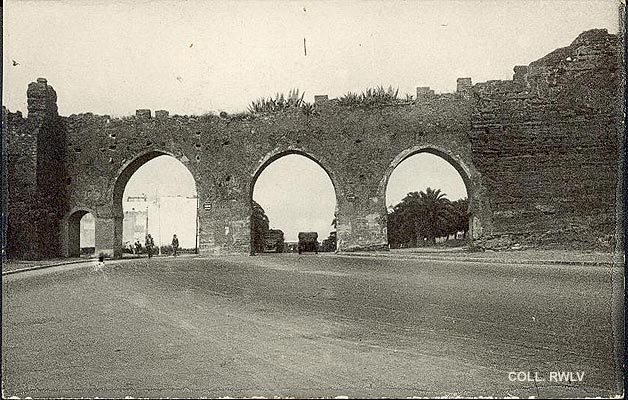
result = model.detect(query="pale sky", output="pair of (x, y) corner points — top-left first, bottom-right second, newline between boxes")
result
(386, 153), (467, 208)
(6, 0), (619, 245)
(3, 0), (619, 116)
(123, 156), (197, 247)
(253, 155), (336, 242)
(123, 156), (197, 202)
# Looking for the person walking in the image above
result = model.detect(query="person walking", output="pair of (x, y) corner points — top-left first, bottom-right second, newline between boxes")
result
(134, 240), (142, 255)
(171, 234), (179, 257)
(145, 234), (155, 259)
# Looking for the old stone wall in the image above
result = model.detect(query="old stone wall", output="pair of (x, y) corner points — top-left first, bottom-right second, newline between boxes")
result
(60, 90), (486, 257)
(2, 29), (621, 259)
(470, 29), (621, 250)
(30, 79), (69, 258)
(3, 108), (38, 258)
(3, 78), (69, 259)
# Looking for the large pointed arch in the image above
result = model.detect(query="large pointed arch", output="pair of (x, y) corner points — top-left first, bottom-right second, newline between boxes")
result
(249, 148), (340, 254)
(111, 150), (199, 257)
(380, 145), (475, 245)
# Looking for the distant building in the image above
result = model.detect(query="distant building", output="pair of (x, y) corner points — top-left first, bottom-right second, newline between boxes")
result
(122, 194), (198, 249)
(123, 209), (148, 245)
(79, 213), (95, 248)
(126, 194), (148, 204)
(123, 194), (149, 246)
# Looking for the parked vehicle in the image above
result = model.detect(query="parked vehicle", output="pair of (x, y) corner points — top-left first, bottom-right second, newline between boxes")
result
(298, 232), (319, 254)
(265, 229), (285, 253)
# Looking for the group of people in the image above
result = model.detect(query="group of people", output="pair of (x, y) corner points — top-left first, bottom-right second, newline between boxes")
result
(134, 234), (180, 258)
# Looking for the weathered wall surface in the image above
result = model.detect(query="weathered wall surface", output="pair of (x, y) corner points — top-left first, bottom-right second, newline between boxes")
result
(3, 78), (68, 259)
(60, 91), (486, 257)
(2, 29), (621, 259)
(3, 108), (38, 258)
(31, 79), (69, 258)
(470, 29), (621, 250)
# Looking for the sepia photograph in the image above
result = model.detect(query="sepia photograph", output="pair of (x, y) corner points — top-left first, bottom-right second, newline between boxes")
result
(1, 0), (625, 397)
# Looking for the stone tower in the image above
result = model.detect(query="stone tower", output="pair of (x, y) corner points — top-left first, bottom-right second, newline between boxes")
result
(26, 78), (68, 258)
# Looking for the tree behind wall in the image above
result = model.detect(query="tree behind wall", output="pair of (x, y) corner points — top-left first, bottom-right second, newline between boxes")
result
(387, 188), (468, 248)
(419, 188), (454, 244)
(451, 198), (469, 238)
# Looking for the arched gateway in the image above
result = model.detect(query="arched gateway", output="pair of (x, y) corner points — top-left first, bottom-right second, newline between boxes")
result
(61, 207), (95, 258)
(249, 147), (339, 250)
(381, 145), (482, 243)
(3, 29), (621, 258)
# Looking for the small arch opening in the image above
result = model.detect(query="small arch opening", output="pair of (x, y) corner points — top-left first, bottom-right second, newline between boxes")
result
(65, 210), (95, 258)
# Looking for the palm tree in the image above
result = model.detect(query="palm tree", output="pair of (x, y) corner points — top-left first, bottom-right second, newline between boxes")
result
(388, 191), (424, 246)
(387, 188), (459, 247)
(417, 188), (454, 245)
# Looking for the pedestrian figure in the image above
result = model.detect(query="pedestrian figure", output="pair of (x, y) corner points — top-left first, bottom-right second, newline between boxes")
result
(145, 234), (155, 258)
(171, 234), (179, 257)
(134, 240), (142, 255)
(93, 254), (106, 273)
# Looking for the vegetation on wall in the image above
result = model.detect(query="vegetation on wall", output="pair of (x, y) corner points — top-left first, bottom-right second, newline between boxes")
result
(248, 89), (309, 114)
(338, 85), (400, 107)
(247, 85), (404, 115)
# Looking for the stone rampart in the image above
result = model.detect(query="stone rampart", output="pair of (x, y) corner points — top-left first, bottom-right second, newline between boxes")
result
(2, 29), (621, 258)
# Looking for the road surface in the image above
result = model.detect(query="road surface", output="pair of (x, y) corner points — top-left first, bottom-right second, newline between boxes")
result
(2, 254), (623, 397)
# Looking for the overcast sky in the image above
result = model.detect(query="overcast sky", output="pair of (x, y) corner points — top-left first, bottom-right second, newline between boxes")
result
(4, 0), (619, 244)
(3, 0), (619, 116)
(253, 155), (336, 241)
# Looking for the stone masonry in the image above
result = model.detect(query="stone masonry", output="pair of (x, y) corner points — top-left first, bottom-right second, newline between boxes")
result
(2, 29), (622, 259)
